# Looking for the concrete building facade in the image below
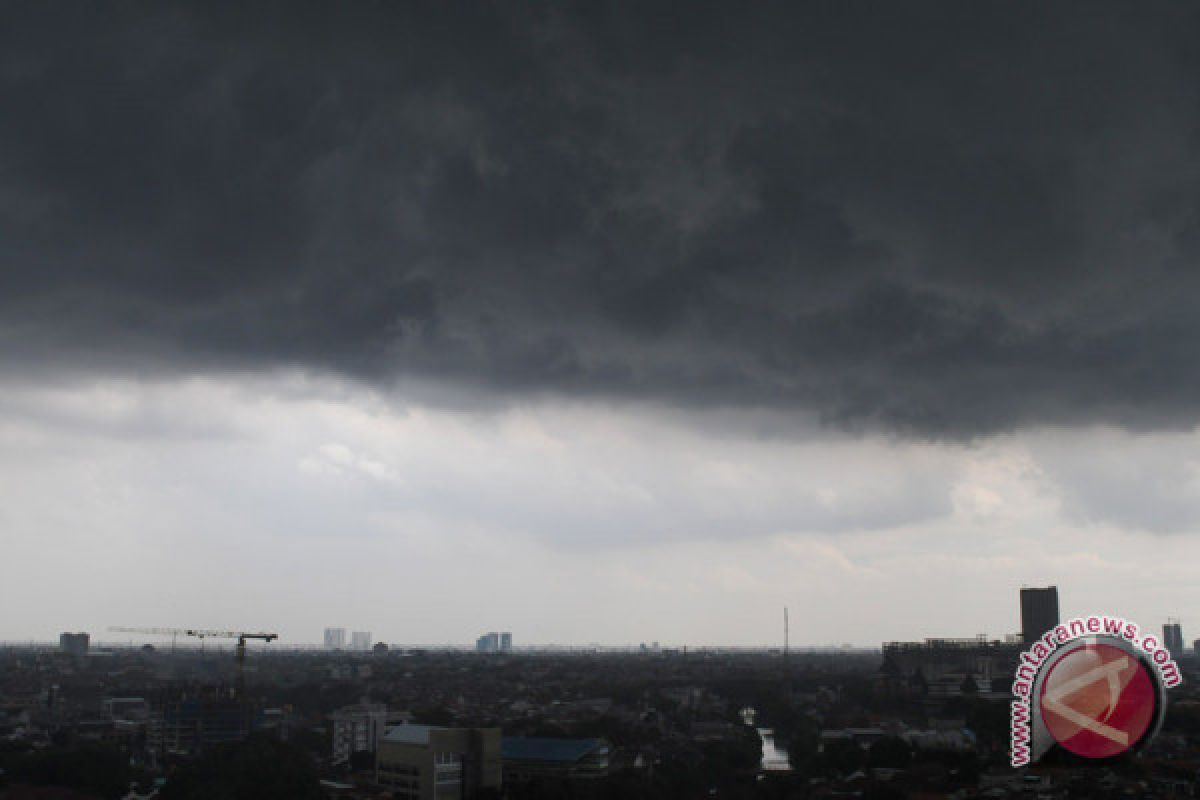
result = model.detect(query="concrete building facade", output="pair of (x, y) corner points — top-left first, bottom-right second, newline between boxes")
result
(376, 725), (501, 800)
(149, 693), (254, 756)
(331, 704), (389, 764)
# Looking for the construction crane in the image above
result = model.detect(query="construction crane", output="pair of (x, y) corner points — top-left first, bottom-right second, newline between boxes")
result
(109, 627), (278, 695)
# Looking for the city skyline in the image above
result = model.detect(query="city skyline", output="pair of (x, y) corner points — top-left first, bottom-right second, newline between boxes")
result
(6, 4), (1200, 646)
(11, 583), (1193, 651)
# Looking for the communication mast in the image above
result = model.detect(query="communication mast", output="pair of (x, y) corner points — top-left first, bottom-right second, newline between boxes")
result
(784, 607), (789, 660)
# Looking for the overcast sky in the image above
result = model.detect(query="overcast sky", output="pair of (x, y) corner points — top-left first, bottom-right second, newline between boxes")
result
(4, 3), (1200, 646)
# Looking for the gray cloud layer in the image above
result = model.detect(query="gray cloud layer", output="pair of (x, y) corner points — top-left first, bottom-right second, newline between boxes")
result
(3, 2), (1200, 435)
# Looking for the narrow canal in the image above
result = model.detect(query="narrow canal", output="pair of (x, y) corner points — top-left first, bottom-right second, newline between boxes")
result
(756, 727), (791, 771)
(741, 707), (792, 772)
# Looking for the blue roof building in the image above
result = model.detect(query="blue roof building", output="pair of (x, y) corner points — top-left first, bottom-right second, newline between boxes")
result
(501, 736), (610, 781)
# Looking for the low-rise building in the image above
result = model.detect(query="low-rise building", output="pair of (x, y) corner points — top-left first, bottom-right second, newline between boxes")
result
(331, 704), (390, 765)
(376, 724), (501, 799)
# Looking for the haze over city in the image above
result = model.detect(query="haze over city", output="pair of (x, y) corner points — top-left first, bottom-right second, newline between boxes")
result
(6, 3), (1200, 647)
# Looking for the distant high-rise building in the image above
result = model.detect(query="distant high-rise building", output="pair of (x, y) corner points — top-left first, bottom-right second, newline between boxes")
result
(1164, 621), (1184, 658)
(475, 631), (512, 653)
(1020, 586), (1060, 644)
(351, 631), (372, 651)
(324, 627), (346, 650)
(59, 632), (89, 656)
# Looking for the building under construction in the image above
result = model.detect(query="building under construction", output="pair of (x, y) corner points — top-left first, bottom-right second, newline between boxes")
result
(147, 685), (259, 758)
(880, 636), (1022, 698)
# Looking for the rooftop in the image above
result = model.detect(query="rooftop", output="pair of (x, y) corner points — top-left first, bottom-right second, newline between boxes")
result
(382, 724), (444, 745)
(502, 737), (607, 763)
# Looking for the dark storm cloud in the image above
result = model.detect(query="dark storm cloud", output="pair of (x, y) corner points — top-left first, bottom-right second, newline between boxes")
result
(3, 2), (1200, 435)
